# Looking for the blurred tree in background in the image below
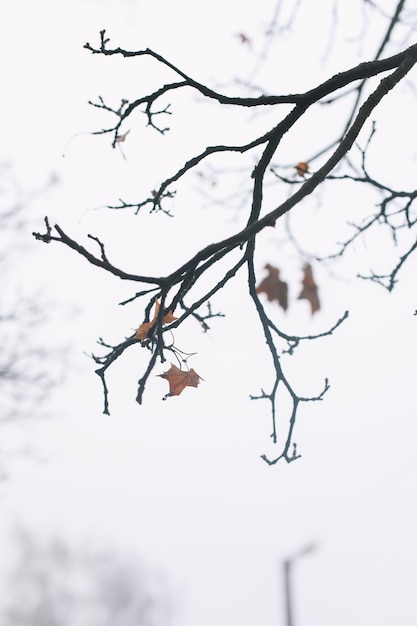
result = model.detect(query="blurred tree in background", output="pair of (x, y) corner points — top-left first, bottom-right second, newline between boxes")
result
(0, 164), (63, 474)
(2, 529), (173, 626)
(0, 163), (64, 424)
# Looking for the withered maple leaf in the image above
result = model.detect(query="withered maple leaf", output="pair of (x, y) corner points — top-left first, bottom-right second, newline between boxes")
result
(298, 263), (320, 315)
(158, 363), (203, 397)
(256, 264), (288, 311)
(135, 301), (177, 340)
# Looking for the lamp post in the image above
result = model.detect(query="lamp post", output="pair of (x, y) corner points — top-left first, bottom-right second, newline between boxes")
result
(282, 543), (317, 626)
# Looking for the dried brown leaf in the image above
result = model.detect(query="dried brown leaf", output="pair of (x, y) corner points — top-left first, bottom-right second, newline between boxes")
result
(135, 301), (178, 340)
(256, 264), (288, 311)
(158, 363), (203, 396)
(298, 263), (320, 315)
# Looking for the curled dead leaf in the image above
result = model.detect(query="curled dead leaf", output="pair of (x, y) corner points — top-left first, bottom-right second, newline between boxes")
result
(116, 130), (130, 142)
(236, 33), (252, 47)
(295, 161), (309, 177)
(135, 301), (178, 340)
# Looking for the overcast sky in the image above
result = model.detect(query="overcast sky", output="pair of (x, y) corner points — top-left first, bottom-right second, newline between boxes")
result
(1, 1), (416, 625)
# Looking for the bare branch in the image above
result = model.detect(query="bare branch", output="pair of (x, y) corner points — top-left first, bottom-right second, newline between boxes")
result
(33, 13), (417, 463)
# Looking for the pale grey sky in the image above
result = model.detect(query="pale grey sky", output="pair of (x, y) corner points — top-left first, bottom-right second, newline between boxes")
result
(0, 1), (416, 625)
